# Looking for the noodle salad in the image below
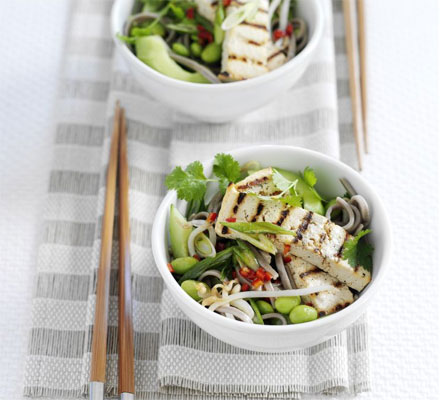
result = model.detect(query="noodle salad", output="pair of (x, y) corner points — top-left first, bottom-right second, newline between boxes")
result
(117, 0), (308, 83)
(165, 153), (374, 325)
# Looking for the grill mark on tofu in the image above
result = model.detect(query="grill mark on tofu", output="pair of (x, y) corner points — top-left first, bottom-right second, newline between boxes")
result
(336, 231), (350, 258)
(333, 281), (344, 288)
(233, 204), (239, 214)
(237, 176), (268, 190)
(251, 202), (264, 222)
(228, 55), (264, 66)
(268, 49), (285, 61)
(276, 208), (290, 226)
(237, 193), (247, 204)
(247, 40), (263, 46)
(242, 21), (268, 31)
(299, 267), (321, 279)
(296, 211), (313, 240)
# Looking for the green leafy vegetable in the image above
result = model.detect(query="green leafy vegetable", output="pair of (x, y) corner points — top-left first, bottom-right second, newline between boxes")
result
(213, 153), (241, 193)
(179, 247), (235, 283)
(303, 167), (317, 187)
(342, 229), (374, 271)
(165, 161), (207, 202)
(222, 221), (296, 236)
(279, 195), (303, 207)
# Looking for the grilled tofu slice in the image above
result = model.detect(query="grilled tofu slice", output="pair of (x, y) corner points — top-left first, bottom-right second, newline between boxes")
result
(215, 169), (371, 291)
(219, 0), (270, 81)
(195, 0), (216, 22)
(267, 42), (287, 70)
(286, 256), (354, 316)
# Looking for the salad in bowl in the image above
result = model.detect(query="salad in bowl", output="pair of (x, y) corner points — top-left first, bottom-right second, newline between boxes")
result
(152, 146), (391, 350)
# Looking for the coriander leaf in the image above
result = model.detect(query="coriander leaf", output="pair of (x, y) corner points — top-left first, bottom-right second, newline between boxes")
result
(303, 167), (317, 187)
(342, 229), (373, 271)
(357, 241), (374, 271)
(186, 161), (206, 180)
(165, 161), (207, 202)
(280, 195), (303, 207)
(222, 221), (296, 236)
(213, 153), (241, 193)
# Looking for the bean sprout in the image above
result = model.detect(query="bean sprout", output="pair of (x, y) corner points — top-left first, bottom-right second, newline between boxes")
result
(207, 285), (334, 312)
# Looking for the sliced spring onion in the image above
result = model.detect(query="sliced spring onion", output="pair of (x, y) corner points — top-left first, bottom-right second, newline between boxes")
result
(262, 313), (287, 325)
(221, 0), (260, 31)
(194, 232), (216, 258)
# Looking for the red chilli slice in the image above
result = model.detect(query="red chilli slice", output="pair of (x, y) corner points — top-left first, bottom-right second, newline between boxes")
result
(167, 263), (174, 273)
(252, 278), (264, 289)
(283, 244), (291, 255)
(186, 8), (194, 19)
(273, 29), (284, 40)
(225, 217), (236, 222)
(241, 283), (250, 291)
(207, 212), (217, 223)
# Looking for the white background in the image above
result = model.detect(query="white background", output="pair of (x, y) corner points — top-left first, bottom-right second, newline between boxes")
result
(0, 1), (438, 399)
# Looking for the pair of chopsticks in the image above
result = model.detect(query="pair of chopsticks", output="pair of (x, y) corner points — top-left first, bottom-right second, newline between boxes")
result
(90, 102), (135, 400)
(342, 0), (368, 170)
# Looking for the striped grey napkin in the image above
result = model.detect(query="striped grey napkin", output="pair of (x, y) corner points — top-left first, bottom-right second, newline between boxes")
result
(23, 0), (369, 398)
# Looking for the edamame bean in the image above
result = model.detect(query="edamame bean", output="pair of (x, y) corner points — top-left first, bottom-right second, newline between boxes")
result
(172, 42), (190, 57)
(274, 296), (301, 314)
(289, 305), (318, 324)
(181, 280), (209, 301)
(171, 257), (198, 274)
(256, 300), (274, 315)
(201, 42), (221, 64)
(190, 42), (202, 57)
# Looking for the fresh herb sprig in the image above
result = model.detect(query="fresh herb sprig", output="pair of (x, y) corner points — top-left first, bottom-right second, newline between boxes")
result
(165, 153), (241, 202)
(343, 229), (374, 271)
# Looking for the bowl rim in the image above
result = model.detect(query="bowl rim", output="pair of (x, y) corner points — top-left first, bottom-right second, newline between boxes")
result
(111, 0), (324, 91)
(152, 145), (393, 333)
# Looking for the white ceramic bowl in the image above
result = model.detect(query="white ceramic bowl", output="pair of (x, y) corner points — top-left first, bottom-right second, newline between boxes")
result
(152, 146), (392, 352)
(111, 0), (324, 122)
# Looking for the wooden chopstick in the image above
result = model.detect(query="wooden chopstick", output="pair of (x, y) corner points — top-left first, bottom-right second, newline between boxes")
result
(342, 0), (363, 170)
(90, 102), (121, 399)
(357, 0), (368, 152)
(118, 108), (135, 399)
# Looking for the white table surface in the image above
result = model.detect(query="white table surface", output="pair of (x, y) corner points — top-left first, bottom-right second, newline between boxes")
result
(0, 1), (438, 399)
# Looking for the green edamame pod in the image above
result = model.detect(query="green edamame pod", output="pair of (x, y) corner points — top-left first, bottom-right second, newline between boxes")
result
(289, 305), (318, 324)
(190, 42), (203, 57)
(171, 257), (198, 274)
(274, 296), (301, 314)
(249, 299), (264, 324)
(172, 42), (190, 57)
(201, 42), (221, 64)
(256, 300), (274, 315)
(181, 280), (209, 301)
